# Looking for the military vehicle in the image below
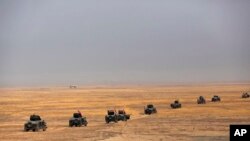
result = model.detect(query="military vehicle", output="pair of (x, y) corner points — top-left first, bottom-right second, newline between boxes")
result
(117, 110), (130, 121)
(170, 100), (182, 109)
(211, 95), (221, 102)
(242, 92), (250, 98)
(69, 85), (77, 89)
(144, 104), (157, 115)
(197, 96), (206, 104)
(69, 112), (88, 127)
(105, 110), (118, 123)
(24, 114), (47, 132)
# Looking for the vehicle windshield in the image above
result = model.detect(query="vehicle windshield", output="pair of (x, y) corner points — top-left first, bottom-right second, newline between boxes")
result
(147, 105), (153, 108)
(73, 113), (81, 118)
(108, 111), (115, 115)
(30, 115), (41, 121)
(118, 111), (125, 114)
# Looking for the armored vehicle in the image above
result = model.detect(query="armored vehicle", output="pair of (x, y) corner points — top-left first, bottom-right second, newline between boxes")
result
(117, 110), (130, 121)
(170, 100), (182, 109)
(69, 85), (77, 89)
(197, 96), (206, 104)
(242, 92), (250, 98)
(105, 110), (118, 123)
(211, 95), (221, 102)
(24, 114), (47, 132)
(144, 104), (157, 115)
(69, 112), (88, 127)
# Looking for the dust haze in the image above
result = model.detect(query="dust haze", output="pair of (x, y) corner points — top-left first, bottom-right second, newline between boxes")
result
(0, 0), (250, 86)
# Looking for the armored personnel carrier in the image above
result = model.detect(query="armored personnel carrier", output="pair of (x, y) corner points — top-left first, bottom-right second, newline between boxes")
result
(242, 92), (250, 98)
(24, 114), (47, 132)
(105, 110), (118, 123)
(69, 112), (88, 127)
(144, 104), (157, 115)
(211, 95), (221, 102)
(197, 96), (206, 104)
(117, 110), (130, 121)
(170, 100), (182, 109)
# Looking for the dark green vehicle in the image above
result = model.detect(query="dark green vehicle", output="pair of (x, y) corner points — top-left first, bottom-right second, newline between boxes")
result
(242, 92), (250, 98)
(105, 110), (118, 123)
(211, 95), (221, 102)
(170, 100), (182, 109)
(69, 113), (88, 127)
(117, 110), (130, 121)
(24, 114), (47, 132)
(197, 96), (206, 104)
(144, 104), (157, 115)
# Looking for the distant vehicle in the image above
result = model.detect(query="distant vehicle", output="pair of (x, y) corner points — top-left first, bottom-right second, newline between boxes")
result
(24, 114), (47, 132)
(117, 110), (130, 121)
(69, 112), (88, 127)
(211, 95), (221, 102)
(69, 85), (77, 89)
(105, 110), (118, 123)
(144, 104), (157, 115)
(170, 100), (182, 109)
(242, 92), (250, 98)
(197, 96), (206, 104)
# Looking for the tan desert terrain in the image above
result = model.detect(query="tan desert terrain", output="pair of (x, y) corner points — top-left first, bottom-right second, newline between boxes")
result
(0, 84), (250, 141)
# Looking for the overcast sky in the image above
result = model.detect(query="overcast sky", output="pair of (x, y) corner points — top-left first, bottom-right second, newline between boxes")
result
(0, 0), (250, 86)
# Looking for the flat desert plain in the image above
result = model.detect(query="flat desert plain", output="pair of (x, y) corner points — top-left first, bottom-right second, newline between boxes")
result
(0, 84), (250, 141)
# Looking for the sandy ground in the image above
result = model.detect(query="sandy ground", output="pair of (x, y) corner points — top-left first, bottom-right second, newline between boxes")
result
(0, 84), (250, 141)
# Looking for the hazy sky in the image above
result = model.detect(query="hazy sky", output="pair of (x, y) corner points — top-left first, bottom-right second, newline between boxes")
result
(0, 0), (250, 86)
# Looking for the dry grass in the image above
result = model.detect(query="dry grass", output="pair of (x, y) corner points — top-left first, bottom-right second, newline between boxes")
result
(0, 84), (250, 141)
